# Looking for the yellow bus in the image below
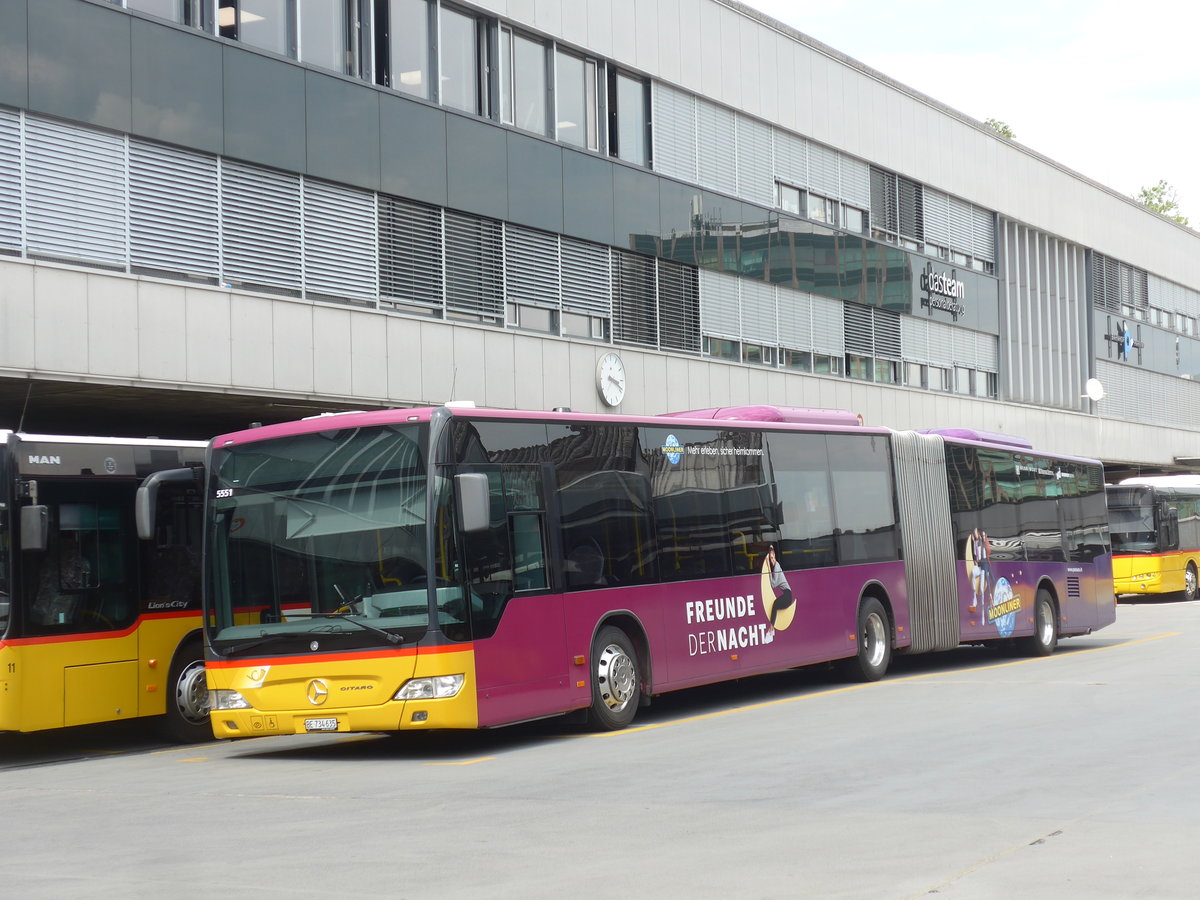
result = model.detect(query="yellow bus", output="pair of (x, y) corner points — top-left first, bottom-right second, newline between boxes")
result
(1107, 477), (1200, 601)
(0, 431), (210, 741)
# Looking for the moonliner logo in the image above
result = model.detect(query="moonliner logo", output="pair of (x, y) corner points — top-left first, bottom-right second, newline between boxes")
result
(919, 261), (967, 322)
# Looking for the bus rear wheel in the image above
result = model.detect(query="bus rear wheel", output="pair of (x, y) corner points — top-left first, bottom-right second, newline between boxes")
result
(841, 597), (891, 682)
(161, 641), (213, 743)
(589, 626), (640, 730)
(1019, 589), (1058, 657)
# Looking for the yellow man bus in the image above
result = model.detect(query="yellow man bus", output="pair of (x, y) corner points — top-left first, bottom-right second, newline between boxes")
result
(0, 431), (210, 741)
(1107, 476), (1200, 601)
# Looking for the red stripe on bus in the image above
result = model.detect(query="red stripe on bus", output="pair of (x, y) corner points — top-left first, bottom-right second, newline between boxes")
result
(0, 611), (200, 649)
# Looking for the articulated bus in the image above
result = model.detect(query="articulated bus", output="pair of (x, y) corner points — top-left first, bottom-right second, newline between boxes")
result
(0, 431), (210, 741)
(1107, 476), (1200, 601)
(199, 405), (1115, 737)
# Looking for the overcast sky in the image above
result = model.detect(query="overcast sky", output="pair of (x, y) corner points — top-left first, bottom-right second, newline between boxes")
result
(741, 0), (1200, 223)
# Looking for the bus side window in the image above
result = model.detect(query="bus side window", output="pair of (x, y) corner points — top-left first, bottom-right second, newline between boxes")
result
(28, 502), (133, 634)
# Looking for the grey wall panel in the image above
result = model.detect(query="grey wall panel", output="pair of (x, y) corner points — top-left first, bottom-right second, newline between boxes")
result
(380, 94), (447, 207)
(87, 277), (139, 379)
(0, 0), (28, 109)
(28, 0), (130, 132)
(655, 0), (682, 85)
(222, 46), (305, 172)
(506, 132), (563, 234)
(612, 164), (661, 252)
(446, 114), (508, 221)
(562, 148), (614, 246)
(33, 267), (89, 374)
(137, 281), (187, 382)
(610, 0), (636, 66)
(659, 177), (697, 253)
(131, 17), (222, 154)
(305, 71), (380, 192)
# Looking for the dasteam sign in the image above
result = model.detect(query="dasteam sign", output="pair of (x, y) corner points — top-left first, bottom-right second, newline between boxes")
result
(918, 261), (967, 322)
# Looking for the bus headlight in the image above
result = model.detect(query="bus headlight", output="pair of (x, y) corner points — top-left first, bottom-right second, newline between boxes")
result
(394, 675), (464, 700)
(212, 689), (252, 710)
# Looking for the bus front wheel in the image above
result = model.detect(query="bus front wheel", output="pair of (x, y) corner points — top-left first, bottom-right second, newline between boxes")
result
(161, 641), (213, 743)
(1183, 563), (1198, 602)
(841, 597), (891, 682)
(589, 626), (640, 730)
(1019, 589), (1058, 657)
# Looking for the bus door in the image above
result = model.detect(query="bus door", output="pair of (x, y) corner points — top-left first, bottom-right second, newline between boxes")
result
(17, 480), (140, 729)
(456, 464), (565, 726)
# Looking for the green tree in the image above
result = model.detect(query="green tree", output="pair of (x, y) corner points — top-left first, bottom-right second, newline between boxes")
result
(1134, 180), (1190, 227)
(984, 118), (1014, 139)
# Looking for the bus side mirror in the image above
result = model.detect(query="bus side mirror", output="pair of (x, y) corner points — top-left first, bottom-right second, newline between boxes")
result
(136, 467), (200, 541)
(21, 505), (48, 552)
(455, 473), (492, 533)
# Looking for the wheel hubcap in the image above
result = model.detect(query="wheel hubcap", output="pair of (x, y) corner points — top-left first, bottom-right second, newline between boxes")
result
(1187, 568), (1197, 599)
(596, 643), (636, 713)
(175, 660), (211, 725)
(1039, 601), (1054, 644)
(863, 612), (886, 668)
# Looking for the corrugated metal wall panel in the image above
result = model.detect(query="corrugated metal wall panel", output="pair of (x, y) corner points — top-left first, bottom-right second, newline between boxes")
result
(971, 206), (995, 263)
(445, 211), (504, 322)
(129, 140), (219, 281)
(735, 114), (773, 207)
(807, 141), (838, 197)
(25, 117), (126, 267)
(651, 82), (698, 183)
(561, 237), (611, 315)
(839, 154), (871, 210)
(505, 224), (560, 309)
(657, 259), (700, 352)
(0, 108), (20, 252)
(740, 278), (777, 344)
(302, 178), (377, 303)
(776, 286), (812, 350)
(811, 293), (845, 356)
(612, 250), (658, 346)
(843, 302), (874, 355)
(378, 195), (444, 312)
(220, 160), (302, 294)
(699, 268), (740, 339)
(696, 99), (736, 195)
(773, 128), (807, 189)
(923, 187), (950, 248)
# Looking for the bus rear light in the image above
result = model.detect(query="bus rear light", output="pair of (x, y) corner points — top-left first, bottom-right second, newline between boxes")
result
(212, 689), (251, 710)
(395, 674), (464, 701)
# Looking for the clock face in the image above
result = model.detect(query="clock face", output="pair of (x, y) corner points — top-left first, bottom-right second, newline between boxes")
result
(596, 352), (626, 406)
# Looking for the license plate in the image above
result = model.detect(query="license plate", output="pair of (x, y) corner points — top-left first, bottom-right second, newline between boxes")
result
(304, 717), (339, 732)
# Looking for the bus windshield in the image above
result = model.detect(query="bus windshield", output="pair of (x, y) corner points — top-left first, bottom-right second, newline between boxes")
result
(207, 424), (437, 651)
(1107, 488), (1157, 554)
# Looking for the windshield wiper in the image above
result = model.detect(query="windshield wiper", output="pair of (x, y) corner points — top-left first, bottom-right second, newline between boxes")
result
(283, 612), (404, 646)
(222, 632), (305, 656)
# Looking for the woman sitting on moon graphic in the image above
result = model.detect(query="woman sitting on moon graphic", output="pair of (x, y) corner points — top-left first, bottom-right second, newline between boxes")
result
(760, 544), (796, 642)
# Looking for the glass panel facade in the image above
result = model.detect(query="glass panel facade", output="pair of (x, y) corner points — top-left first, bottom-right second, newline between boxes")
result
(440, 6), (479, 113)
(299, 0), (346, 73)
(385, 0), (430, 97)
(236, 0), (288, 54)
(613, 72), (646, 165)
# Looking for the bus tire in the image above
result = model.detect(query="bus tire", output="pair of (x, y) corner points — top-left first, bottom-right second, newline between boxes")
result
(1019, 589), (1058, 657)
(1183, 563), (1198, 602)
(841, 597), (891, 682)
(161, 640), (213, 743)
(589, 626), (640, 730)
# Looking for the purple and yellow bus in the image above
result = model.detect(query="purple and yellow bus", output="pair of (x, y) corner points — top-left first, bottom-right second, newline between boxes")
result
(199, 405), (1115, 737)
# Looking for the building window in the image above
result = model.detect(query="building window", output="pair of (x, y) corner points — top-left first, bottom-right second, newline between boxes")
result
(556, 51), (600, 150)
(609, 70), (648, 166)
(743, 343), (775, 366)
(843, 205), (865, 234)
(562, 312), (609, 341)
(807, 192), (836, 226)
(704, 336), (739, 361)
(298, 0), (351, 73)
(778, 184), (802, 216)
(439, 5), (483, 114)
(220, 0), (289, 54)
(507, 303), (557, 334)
(128, 0), (213, 28)
(377, 0), (431, 97)
(500, 27), (548, 134)
(846, 354), (873, 381)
